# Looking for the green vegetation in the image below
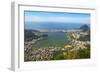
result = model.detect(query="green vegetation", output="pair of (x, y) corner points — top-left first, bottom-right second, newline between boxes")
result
(52, 51), (64, 60)
(51, 48), (90, 60)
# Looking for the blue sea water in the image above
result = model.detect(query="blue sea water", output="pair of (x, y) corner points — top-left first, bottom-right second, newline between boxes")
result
(25, 22), (84, 30)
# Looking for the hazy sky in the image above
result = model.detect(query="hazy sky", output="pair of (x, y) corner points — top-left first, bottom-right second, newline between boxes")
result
(24, 11), (90, 24)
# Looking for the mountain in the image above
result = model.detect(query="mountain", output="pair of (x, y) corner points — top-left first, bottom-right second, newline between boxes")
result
(24, 29), (40, 41)
(24, 29), (48, 41)
(80, 24), (89, 32)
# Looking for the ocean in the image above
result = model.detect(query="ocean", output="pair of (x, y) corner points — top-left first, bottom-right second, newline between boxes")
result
(24, 22), (84, 30)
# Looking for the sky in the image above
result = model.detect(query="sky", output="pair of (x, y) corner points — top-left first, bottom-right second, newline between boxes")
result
(24, 11), (90, 24)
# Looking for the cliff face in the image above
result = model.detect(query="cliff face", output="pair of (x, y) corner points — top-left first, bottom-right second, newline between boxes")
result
(80, 24), (90, 32)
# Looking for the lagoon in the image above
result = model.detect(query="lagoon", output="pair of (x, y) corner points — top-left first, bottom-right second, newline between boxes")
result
(32, 32), (70, 49)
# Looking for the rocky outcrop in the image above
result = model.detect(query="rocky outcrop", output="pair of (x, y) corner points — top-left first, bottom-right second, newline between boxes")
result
(80, 24), (90, 32)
